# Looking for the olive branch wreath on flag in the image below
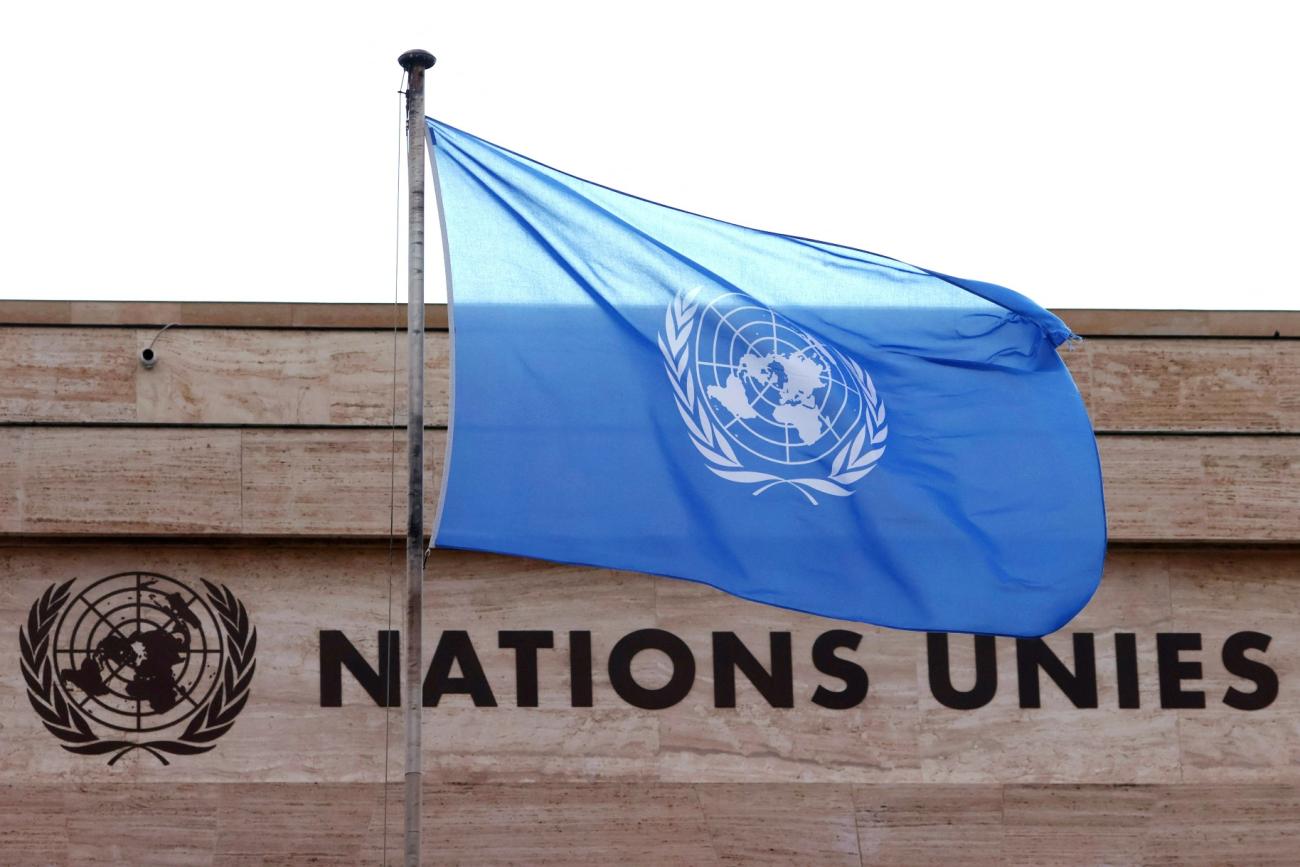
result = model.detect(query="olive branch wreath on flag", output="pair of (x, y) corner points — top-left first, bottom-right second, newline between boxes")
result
(659, 286), (888, 505)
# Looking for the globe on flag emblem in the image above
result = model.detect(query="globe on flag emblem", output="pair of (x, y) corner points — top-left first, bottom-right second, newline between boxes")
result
(660, 286), (889, 505)
(694, 292), (865, 465)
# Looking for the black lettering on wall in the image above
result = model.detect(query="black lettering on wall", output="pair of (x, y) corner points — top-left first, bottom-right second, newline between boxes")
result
(1016, 634), (1098, 709)
(608, 628), (695, 710)
(810, 629), (869, 710)
(1115, 632), (1141, 709)
(1221, 631), (1278, 711)
(319, 630), (399, 707)
(498, 630), (554, 707)
(569, 630), (593, 708)
(927, 633), (997, 709)
(712, 632), (794, 708)
(1157, 632), (1205, 709)
(315, 626), (1280, 714)
(424, 630), (498, 707)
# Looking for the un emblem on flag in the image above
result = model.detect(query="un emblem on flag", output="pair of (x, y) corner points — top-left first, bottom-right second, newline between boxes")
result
(660, 287), (888, 505)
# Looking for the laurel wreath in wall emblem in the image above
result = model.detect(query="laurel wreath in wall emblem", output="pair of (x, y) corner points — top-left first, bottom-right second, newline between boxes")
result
(659, 286), (888, 505)
(19, 573), (256, 766)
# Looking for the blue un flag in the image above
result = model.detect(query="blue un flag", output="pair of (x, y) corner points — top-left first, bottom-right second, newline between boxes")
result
(428, 118), (1105, 637)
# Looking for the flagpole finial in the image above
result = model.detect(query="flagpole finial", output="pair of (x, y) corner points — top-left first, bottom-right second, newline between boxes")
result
(398, 49), (437, 71)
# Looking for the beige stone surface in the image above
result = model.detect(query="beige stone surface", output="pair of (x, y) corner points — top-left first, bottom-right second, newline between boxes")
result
(64, 784), (220, 866)
(5, 427), (242, 534)
(696, 784), (861, 865)
(239, 429), (443, 535)
(1001, 783), (1158, 866)
(2, 427), (1297, 540)
(1, 781), (1297, 866)
(1140, 784), (1300, 866)
(4, 326), (1300, 433)
(0, 784), (70, 865)
(65, 301), (184, 326)
(0, 430), (21, 534)
(0, 300), (74, 324)
(415, 783), (722, 865)
(1099, 435), (1300, 541)
(2, 303), (1297, 863)
(131, 328), (448, 426)
(4, 300), (1298, 335)
(854, 784), (1006, 865)
(0, 328), (137, 422)
(1069, 337), (1300, 432)
(0, 543), (1294, 788)
(0, 543), (1296, 864)
(1058, 308), (1300, 337)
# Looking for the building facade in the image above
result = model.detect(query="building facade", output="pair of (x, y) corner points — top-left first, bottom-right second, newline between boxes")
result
(1, 301), (1297, 864)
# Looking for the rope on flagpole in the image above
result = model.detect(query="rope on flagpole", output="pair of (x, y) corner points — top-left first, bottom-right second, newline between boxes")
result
(382, 68), (409, 867)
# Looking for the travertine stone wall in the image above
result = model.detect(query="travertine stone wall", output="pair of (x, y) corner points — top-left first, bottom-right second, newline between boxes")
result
(1, 426), (1297, 540)
(2, 325), (1298, 432)
(0, 542), (1297, 864)
(3, 782), (1299, 866)
(1, 303), (1296, 865)
(1, 325), (1298, 542)
(3, 544), (1295, 785)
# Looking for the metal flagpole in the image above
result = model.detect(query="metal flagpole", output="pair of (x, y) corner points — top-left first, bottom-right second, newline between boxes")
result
(397, 47), (436, 867)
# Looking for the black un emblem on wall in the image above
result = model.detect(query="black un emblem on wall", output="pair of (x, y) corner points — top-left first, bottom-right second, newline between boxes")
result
(19, 572), (256, 766)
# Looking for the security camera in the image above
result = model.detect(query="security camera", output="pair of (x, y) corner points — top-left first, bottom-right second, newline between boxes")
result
(139, 323), (175, 369)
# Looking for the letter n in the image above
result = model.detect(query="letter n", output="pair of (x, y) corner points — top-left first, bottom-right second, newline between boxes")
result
(1016, 634), (1098, 708)
(320, 630), (399, 707)
(713, 632), (794, 708)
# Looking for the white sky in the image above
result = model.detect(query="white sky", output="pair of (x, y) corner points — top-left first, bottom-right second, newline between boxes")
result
(1, 1), (1296, 309)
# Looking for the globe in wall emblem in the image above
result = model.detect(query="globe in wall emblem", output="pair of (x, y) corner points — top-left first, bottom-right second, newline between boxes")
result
(19, 572), (256, 766)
